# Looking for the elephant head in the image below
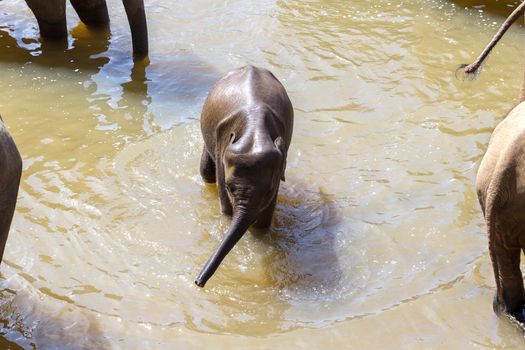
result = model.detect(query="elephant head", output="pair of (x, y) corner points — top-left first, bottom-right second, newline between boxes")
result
(195, 131), (286, 288)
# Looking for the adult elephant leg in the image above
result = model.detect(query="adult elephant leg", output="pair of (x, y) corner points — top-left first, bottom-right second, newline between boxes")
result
(25, 0), (67, 39)
(0, 122), (22, 263)
(494, 238), (524, 315)
(0, 183), (21, 263)
(122, 0), (149, 60)
(70, 0), (109, 27)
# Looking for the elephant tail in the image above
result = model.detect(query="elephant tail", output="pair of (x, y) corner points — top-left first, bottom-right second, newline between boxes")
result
(457, 1), (525, 80)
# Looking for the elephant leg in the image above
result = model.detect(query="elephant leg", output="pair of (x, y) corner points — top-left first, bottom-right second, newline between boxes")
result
(216, 164), (232, 216)
(200, 146), (216, 184)
(25, 0), (67, 39)
(253, 193), (277, 229)
(0, 126), (22, 263)
(123, 0), (149, 60)
(70, 0), (109, 27)
(0, 184), (21, 263)
(494, 240), (524, 315)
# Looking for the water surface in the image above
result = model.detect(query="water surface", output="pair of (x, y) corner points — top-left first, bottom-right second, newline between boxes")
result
(0, 0), (525, 348)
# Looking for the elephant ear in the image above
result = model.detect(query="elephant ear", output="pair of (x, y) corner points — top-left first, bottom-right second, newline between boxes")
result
(215, 112), (239, 162)
(274, 136), (287, 182)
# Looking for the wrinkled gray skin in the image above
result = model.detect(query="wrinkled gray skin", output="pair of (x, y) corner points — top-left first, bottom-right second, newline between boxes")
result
(24, 0), (148, 60)
(462, 3), (525, 321)
(195, 66), (293, 288)
(477, 103), (525, 320)
(0, 117), (22, 264)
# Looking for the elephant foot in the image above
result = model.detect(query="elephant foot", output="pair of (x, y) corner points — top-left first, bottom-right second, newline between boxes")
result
(36, 17), (68, 40)
(70, 0), (110, 27)
(505, 307), (525, 334)
(494, 293), (525, 331)
(509, 308), (525, 323)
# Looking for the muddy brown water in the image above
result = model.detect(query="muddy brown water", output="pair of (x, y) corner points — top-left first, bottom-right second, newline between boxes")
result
(0, 0), (525, 348)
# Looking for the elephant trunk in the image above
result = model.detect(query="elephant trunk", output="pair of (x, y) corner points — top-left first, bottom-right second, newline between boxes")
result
(123, 0), (149, 61)
(195, 209), (256, 288)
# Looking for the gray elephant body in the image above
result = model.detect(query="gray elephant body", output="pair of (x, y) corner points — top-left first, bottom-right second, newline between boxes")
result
(462, 2), (525, 321)
(24, 0), (148, 59)
(0, 117), (22, 263)
(196, 65), (293, 287)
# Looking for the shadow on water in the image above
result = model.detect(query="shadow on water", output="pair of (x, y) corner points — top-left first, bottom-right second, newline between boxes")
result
(197, 177), (345, 335)
(2, 19), (223, 131)
(0, 22), (111, 72)
(0, 335), (23, 350)
(262, 182), (343, 294)
(0, 15), (222, 133)
(201, 175), (344, 296)
(256, 179), (346, 332)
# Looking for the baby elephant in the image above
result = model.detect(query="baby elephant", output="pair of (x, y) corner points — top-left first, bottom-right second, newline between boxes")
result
(195, 65), (293, 288)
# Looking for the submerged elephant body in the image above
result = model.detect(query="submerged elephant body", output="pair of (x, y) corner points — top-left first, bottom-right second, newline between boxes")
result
(24, 0), (148, 59)
(196, 65), (293, 287)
